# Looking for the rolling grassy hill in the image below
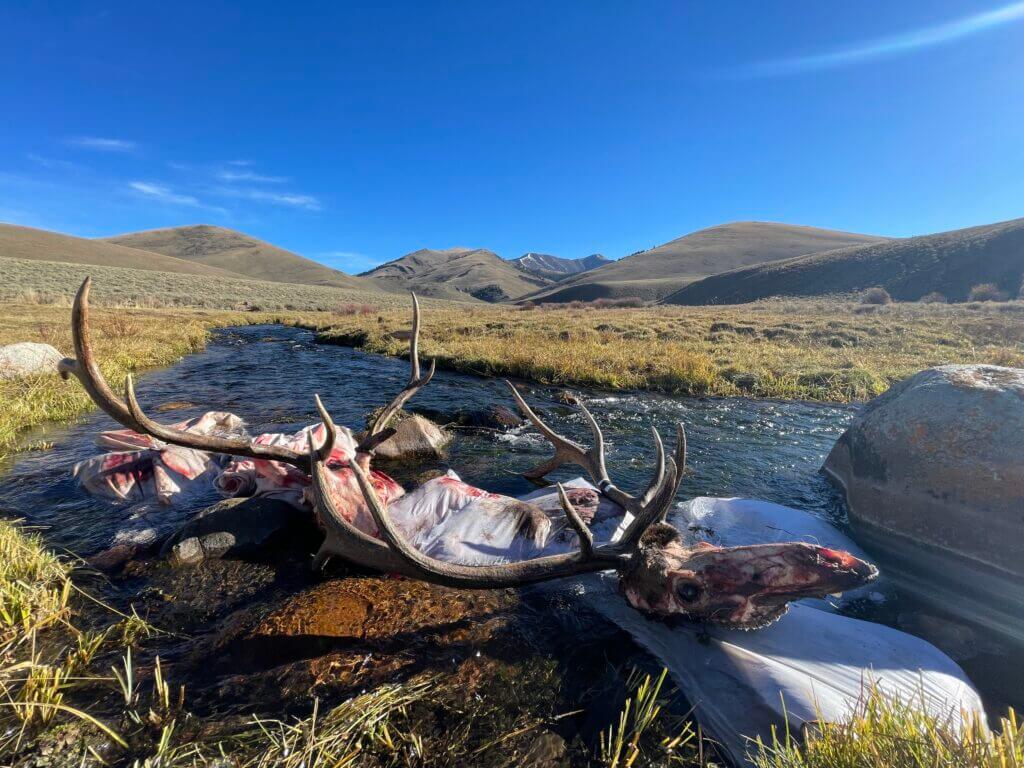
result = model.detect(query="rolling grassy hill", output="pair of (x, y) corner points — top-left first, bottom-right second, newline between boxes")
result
(0, 223), (240, 278)
(666, 217), (1024, 305)
(363, 247), (552, 301)
(102, 224), (374, 290)
(523, 222), (885, 303)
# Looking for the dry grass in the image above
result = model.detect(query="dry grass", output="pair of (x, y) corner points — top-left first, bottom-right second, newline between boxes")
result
(0, 303), (239, 459)
(312, 298), (1024, 402)
(3, 294), (1022, 461)
(0, 253), (411, 312)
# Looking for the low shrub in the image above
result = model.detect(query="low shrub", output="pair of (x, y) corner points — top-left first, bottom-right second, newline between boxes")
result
(335, 303), (379, 316)
(918, 291), (947, 304)
(968, 283), (1008, 302)
(860, 287), (892, 305)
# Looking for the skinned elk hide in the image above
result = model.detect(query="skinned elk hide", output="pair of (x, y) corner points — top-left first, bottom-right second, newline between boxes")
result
(74, 411), (244, 505)
(76, 412), (405, 523)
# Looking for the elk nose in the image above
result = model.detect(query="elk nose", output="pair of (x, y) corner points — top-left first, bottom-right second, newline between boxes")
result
(818, 547), (879, 584)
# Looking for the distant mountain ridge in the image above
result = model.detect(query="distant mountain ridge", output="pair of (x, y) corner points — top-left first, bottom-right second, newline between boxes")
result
(511, 252), (610, 280)
(102, 224), (372, 290)
(666, 217), (1024, 305)
(522, 222), (886, 303)
(363, 247), (551, 302)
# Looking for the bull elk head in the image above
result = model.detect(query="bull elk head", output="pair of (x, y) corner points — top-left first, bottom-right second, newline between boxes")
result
(60, 278), (877, 629)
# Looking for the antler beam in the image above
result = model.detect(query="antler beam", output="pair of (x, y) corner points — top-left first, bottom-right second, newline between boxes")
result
(506, 381), (686, 521)
(60, 277), (429, 469)
(358, 293), (436, 453)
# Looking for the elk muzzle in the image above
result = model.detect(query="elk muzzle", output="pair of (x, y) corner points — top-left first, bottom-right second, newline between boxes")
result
(621, 526), (878, 629)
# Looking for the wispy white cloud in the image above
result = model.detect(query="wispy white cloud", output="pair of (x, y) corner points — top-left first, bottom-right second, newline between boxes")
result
(730, 1), (1024, 78)
(213, 185), (321, 211)
(66, 136), (137, 152)
(226, 159), (252, 166)
(217, 169), (289, 183)
(129, 181), (200, 206)
(27, 153), (85, 171)
(128, 181), (228, 216)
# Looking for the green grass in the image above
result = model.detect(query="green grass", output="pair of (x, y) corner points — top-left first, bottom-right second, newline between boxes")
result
(0, 475), (1022, 766)
(754, 685), (1024, 768)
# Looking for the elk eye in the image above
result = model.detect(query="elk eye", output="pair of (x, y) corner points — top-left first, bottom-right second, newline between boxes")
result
(676, 583), (701, 603)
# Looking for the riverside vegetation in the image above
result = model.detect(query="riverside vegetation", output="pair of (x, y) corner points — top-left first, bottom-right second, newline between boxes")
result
(312, 297), (1024, 401)
(3, 289), (1024, 457)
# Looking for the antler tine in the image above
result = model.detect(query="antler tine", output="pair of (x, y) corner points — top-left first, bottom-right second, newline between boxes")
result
(312, 394), (337, 464)
(306, 428), (413, 574)
(409, 292), (422, 381)
(348, 447), (622, 588)
(361, 293), (436, 449)
(509, 386), (687, 537)
(672, 422), (686, 499)
(505, 381), (604, 483)
(557, 483), (594, 558)
(638, 426), (666, 507)
(123, 374), (308, 468)
(58, 277), (144, 432)
(614, 457), (679, 554)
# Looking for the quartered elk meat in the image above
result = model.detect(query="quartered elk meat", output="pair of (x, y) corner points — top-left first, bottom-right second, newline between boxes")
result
(62, 277), (876, 629)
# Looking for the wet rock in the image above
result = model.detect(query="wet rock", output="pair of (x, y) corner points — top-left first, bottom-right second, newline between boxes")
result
(454, 404), (524, 430)
(87, 543), (143, 572)
(161, 497), (316, 565)
(521, 731), (568, 767)
(823, 364), (1024, 642)
(154, 400), (197, 413)
(0, 342), (63, 379)
(210, 576), (519, 698)
(366, 409), (452, 461)
(554, 390), (579, 406)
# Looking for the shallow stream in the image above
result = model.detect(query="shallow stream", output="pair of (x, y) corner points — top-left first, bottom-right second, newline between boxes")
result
(0, 324), (1017, 748)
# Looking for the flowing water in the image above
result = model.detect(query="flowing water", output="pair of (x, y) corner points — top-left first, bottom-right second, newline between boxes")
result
(0, 324), (1016, 737)
(0, 324), (854, 556)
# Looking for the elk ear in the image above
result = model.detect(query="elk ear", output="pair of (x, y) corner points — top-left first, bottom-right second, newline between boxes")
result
(639, 523), (681, 549)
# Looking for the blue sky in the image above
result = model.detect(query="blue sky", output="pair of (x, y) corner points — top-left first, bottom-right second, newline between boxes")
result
(1, 1), (1022, 274)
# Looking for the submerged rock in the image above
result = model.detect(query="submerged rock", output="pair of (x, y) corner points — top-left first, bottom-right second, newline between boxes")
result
(453, 404), (524, 431)
(0, 342), (63, 379)
(365, 410), (452, 461)
(161, 496), (315, 565)
(823, 364), (1024, 643)
(207, 576), (520, 701)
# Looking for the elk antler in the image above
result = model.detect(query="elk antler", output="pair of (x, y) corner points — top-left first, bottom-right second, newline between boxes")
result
(310, 399), (681, 587)
(358, 293), (436, 453)
(59, 277), (426, 468)
(59, 277), (311, 468)
(506, 383), (686, 536)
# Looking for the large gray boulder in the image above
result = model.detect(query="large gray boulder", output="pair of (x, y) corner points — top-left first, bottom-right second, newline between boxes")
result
(161, 497), (310, 565)
(823, 364), (1024, 642)
(0, 342), (63, 379)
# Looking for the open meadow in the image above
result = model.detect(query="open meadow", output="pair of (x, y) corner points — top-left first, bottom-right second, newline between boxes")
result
(311, 297), (1024, 401)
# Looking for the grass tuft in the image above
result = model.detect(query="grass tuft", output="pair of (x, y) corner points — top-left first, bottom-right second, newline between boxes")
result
(753, 684), (1024, 768)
